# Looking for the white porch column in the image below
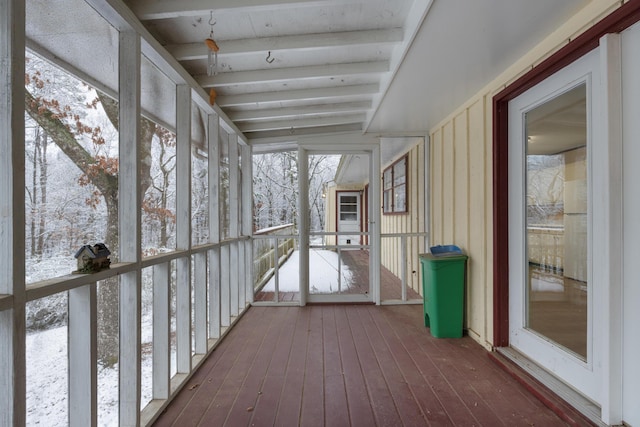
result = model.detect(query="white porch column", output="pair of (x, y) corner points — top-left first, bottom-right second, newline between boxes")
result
(208, 114), (221, 340)
(118, 29), (142, 427)
(242, 144), (254, 304)
(229, 133), (239, 317)
(175, 84), (192, 373)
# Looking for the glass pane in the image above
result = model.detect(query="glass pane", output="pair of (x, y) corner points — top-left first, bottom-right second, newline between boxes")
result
(26, 295), (69, 425)
(525, 84), (587, 359)
(192, 102), (209, 245)
(24, 51), (119, 282)
(141, 56), (177, 256)
(394, 184), (406, 212)
(383, 168), (392, 190)
(383, 190), (392, 213)
(393, 158), (406, 185)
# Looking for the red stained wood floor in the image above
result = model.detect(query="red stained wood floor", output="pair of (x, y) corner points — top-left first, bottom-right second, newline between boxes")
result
(152, 305), (588, 426)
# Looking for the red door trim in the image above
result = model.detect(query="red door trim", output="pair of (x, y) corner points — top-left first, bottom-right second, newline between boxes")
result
(492, 0), (640, 347)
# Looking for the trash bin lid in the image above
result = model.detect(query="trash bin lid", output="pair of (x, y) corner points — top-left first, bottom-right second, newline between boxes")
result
(429, 245), (464, 257)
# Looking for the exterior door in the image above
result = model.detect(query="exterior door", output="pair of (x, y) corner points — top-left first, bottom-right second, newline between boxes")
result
(337, 192), (361, 247)
(622, 21), (640, 426)
(508, 48), (602, 403)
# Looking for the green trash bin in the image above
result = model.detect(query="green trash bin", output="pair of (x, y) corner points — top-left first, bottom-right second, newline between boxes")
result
(419, 249), (468, 338)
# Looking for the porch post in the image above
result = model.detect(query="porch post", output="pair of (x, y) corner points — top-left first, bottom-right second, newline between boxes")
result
(118, 29), (142, 427)
(370, 144), (381, 305)
(298, 147), (309, 306)
(208, 113), (221, 339)
(0, 0), (26, 424)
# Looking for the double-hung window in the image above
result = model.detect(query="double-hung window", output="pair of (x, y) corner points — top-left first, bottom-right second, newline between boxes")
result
(383, 156), (407, 214)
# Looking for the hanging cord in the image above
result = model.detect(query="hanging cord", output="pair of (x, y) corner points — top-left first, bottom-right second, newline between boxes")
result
(206, 11), (219, 77)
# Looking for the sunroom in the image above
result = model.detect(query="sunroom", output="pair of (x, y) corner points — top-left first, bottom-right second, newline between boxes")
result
(3, 0), (640, 426)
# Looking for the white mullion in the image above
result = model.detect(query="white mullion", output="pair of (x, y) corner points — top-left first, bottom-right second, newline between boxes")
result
(208, 114), (221, 341)
(370, 145), (381, 305)
(118, 29), (142, 427)
(194, 252), (207, 354)
(238, 241), (246, 311)
(68, 283), (97, 427)
(229, 134), (239, 316)
(298, 148), (309, 306)
(220, 244), (231, 327)
(176, 84), (192, 373)
(1, 0), (26, 425)
(152, 262), (170, 399)
(241, 144), (253, 304)
(208, 248), (221, 339)
(401, 235), (407, 302)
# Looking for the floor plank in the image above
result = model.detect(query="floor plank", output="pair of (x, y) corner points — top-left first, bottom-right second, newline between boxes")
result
(153, 305), (582, 427)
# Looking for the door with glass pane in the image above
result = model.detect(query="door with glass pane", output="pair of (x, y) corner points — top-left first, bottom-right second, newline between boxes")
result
(337, 192), (361, 247)
(508, 49), (602, 402)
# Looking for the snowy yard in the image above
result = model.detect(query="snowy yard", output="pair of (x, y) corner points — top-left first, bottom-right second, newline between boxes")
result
(261, 249), (356, 294)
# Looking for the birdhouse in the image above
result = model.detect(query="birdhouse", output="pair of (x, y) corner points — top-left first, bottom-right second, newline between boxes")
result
(74, 243), (111, 273)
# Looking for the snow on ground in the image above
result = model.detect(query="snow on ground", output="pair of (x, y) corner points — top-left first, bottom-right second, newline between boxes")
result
(26, 321), (155, 426)
(261, 249), (354, 293)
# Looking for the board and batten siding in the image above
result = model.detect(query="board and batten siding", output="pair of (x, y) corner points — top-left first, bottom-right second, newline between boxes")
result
(380, 142), (427, 295)
(430, 99), (492, 346)
(428, 0), (622, 348)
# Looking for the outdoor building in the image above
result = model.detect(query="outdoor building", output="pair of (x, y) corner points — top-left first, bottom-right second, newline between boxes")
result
(2, 0), (640, 426)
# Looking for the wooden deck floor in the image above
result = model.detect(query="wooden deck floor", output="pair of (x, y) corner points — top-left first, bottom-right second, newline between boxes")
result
(152, 305), (584, 427)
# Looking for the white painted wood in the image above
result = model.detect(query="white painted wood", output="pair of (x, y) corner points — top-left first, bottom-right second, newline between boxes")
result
(208, 248), (221, 339)
(229, 134), (240, 317)
(208, 114), (221, 340)
(370, 144), (381, 305)
(239, 114), (366, 133)
(194, 252), (208, 354)
(197, 61), (388, 88)
(245, 241), (254, 304)
(176, 84), (192, 374)
(217, 84), (378, 108)
(508, 49), (602, 404)
(68, 283), (97, 427)
(230, 242), (240, 317)
(229, 102), (371, 122)
(176, 256), (191, 373)
(0, 0), (25, 424)
(209, 114), (221, 244)
(238, 241), (246, 311)
(598, 33), (623, 426)
(621, 22), (640, 427)
(229, 134), (239, 240)
(220, 244), (231, 327)
(131, 0), (363, 20)
(118, 29), (142, 427)
(241, 144), (254, 304)
(299, 148), (309, 306)
(152, 263), (170, 399)
(167, 28), (403, 61)
(364, 0), (433, 131)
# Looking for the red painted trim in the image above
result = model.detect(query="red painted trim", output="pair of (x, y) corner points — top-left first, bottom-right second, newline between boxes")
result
(492, 0), (640, 348)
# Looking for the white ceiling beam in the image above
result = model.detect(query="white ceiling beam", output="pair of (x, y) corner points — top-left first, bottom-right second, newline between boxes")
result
(248, 123), (362, 142)
(228, 101), (371, 122)
(198, 61), (388, 87)
(131, 0), (362, 21)
(166, 28), (404, 61)
(217, 83), (378, 107)
(238, 113), (366, 132)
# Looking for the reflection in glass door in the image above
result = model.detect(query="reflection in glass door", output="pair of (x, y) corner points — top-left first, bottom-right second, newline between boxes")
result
(525, 84), (587, 359)
(508, 48), (601, 403)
